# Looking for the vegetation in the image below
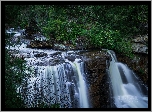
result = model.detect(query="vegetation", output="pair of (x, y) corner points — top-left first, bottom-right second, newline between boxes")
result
(5, 34), (60, 108)
(5, 5), (148, 57)
(5, 34), (26, 108)
(4, 4), (148, 108)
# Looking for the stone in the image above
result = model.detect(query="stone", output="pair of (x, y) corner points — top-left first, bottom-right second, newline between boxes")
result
(27, 40), (53, 49)
(132, 43), (148, 54)
(34, 34), (47, 41)
(66, 55), (76, 62)
(80, 50), (110, 108)
(53, 44), (67, 50)
(131, 34), (148, 54)
(34, 52), (48, 57)
(49, 58), (64, 66)
(132, 35), (148, 44)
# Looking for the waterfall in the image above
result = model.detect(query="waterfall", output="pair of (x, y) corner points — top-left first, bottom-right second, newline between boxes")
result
(107, 50), (148, 108)
(13, 43), (90, 108)
(68, 59), (89, 108)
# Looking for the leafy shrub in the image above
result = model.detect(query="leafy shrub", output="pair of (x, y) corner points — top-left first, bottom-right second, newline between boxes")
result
(6, 5), (148, 58)
(5, 49), (26, 108)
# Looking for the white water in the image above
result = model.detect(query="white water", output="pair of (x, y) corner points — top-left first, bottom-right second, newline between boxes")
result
(6, 31), (90, 108)
(68, 59), (89, 108)
(17, 57), (90, 108)
(107, 50), (148, 108)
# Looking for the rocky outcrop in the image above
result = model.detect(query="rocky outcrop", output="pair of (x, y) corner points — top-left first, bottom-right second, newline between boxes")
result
(132, 43), (148, 54)
(27, 40), (53, 49)
(132, 35), (148, 54)
(80, 50), (111, 108)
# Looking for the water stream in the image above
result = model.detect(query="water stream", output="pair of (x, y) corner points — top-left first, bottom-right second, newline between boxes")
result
(6, 39), (90, 108)
(107, 50), (148, 108)
(6, 30), (148, 108)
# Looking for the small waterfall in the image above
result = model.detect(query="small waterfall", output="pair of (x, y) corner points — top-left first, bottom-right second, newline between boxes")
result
(107, 50), (148, 108)
(68, 59), (89, 108)
(14, 43), (90, 108)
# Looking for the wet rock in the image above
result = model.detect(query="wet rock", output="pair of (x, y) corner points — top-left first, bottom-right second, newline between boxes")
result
(35, 59), (49, 66)
(50, 51), (62, 56)
(34, 52), (48, 57)
(80, 50), (110, 108)
(27, 40), (53, 49)
(66, 55), (76, 62)
(50, 51), (62, 59)
(49, 58), (64, 66)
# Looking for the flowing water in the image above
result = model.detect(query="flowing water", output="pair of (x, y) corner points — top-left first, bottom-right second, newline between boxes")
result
(6, 38), (90, 108)
(6, 29), (148, 108)
(107, 50), (148, 108)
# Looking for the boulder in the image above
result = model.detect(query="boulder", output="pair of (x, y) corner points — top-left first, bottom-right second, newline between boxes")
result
(132, 35), (148, 54)
(132, 43), (148, 54)
(132, 35), (148, 44)
(65, 55), (76, 62)
(34, 52), (48, 57)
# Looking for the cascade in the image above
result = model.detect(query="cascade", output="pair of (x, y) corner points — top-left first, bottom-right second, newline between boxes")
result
(13, 43), (90, 108)
(107, 50), (148, 108)
(6, 29), (148, 108)
(6, 29), (90, 108)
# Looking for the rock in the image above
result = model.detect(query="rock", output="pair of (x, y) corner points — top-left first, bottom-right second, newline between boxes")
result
(50, 51), (62, 56)
(34, 34), (47, 41)
(132, 43), (148, 54)
(27, 40), (53, 49)
(54, 44), (67, 50)
(75, 36), (90, 50)
(18, 29), (26, 36)
(80, 50), (110, 108)
(48, 56), (65, 66)
(34, 52), (48, 57)
(132, 35), (148, 44)
(50, 51), (62, 59)
(66, 55), (76, 62)
(132, 35), (148, 54)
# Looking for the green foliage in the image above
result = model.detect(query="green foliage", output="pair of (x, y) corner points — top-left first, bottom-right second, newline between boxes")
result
(138, 68), (145, 74)
(5, 5), (148, 57)
(5, 48), (26, 108)
(5, 33), (31, 108)
(5, 5), (148, 108)
(5, 33), (60, 108)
